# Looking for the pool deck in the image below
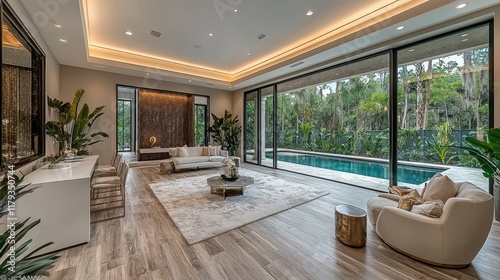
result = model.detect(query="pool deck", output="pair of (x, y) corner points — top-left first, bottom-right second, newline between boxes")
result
(246, 152), (489, 193)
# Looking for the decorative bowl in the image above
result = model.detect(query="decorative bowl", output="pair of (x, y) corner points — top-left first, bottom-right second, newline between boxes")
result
(221, 175), (239, 181)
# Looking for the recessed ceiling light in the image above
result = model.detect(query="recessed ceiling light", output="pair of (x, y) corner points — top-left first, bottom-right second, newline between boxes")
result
(59, 39), (67, 43)
(251, 79), (254, 82)
(188, 80), (192, 82)
(125, 31), (133, 36)
(235, 85), (239, 87)
(209, 33), (213, 36)
(54, 24), (62, 28)
(456, 3), (467, 9)
(408, 49), (415, 52)
(306, 11), (313, 16)
(462, 38), (469, 42)
(146, 73), (150, 76)
(397, 26), (404, 30)
(246, 52), (251, 56)
(225, 67), (229, 69)
(234, 9), (238, 12)
(461, 33), (468, 37)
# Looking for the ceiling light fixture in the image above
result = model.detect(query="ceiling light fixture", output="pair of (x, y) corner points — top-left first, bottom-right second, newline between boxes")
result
(234, 9), (238, 12)
(209, 33), (213, 36)
(306, 11), (313, 16)
(246, 52), (251, 56)
(125, 31), (133, 36)
(54, 24), (62, 28)
(461, 33), (468, 37)
(397, 26), (404, 30)
(462, 38), (469, 42)
(456, 3), (467, 9)
(408, 49), (415, 52)
(59, 39), (67, 43)
(146, 73), (150, 76)
(188, 80), (192, 82)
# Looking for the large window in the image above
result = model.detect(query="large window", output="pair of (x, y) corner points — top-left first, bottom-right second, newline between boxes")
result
(194, 104), (207, 147)
(244, 22), (492, 192)
(117, 99), (132, 152)
(1, 3), (45, 167)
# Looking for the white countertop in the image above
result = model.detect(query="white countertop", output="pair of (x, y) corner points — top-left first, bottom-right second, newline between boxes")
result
(23, 155), (99, 184)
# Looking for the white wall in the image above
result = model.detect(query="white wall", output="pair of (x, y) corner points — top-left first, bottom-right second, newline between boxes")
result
(59, 65), (233, 164)
(6, 0), (61, 174)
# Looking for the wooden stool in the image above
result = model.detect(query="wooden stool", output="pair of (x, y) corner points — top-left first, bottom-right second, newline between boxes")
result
(335, 204), (367, 247)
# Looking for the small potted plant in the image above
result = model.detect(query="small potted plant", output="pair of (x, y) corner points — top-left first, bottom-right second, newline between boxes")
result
(42, 154), (65, 169)
(459, 128), (500, 220)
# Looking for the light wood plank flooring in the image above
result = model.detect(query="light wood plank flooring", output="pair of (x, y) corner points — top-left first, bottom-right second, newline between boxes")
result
(48, 164), (500, 279)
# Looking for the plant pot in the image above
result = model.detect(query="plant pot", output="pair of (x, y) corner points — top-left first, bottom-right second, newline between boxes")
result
(495, 184), (500, 222)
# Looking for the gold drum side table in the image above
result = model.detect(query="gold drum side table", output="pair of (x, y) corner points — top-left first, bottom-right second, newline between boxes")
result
(335, 204), (367, 247)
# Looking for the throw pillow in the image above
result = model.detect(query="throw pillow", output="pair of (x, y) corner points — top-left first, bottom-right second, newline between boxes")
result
(397, 190), (423, 211)
(168, 148), (177, 158)
(177, 145), (189, 157)
(423, 174), (457, 204)
(389, 186), (413, 196)
(208, 145), (221, 156)
(202, 146), (210, 156)
(411, 200), (444, 218)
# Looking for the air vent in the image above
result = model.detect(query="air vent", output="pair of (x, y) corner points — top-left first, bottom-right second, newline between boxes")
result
(150, 30), (162, 37)
(290, 61), (304, 68)
(257, 33), (267, 40)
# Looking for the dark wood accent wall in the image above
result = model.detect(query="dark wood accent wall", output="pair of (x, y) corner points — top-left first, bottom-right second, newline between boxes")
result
(138, 89), (194, 149)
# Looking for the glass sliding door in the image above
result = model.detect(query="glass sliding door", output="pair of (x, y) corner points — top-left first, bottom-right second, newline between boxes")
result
(275, 54), (390, 188)
(396, 23), (491, 190)
(261, 86), (274, 167)
(244, 91), (258, 164)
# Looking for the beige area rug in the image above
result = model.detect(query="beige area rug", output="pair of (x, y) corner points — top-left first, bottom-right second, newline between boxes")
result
(149, 169), (329, 245)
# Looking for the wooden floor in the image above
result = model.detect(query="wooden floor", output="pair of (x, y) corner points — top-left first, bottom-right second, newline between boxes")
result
(48, 164), (500, 280)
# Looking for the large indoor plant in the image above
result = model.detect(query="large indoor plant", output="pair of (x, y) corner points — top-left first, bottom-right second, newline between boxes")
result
(44, 89), (109, 155)
(459, 128), (500, 220)
(208, 110), (242, 156)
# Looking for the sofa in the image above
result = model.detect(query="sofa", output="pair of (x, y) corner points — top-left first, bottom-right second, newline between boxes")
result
(367, 181), (493, 267)
(157, 146), (228, 173)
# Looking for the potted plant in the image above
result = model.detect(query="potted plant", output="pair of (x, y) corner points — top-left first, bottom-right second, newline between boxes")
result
(208, 110), (242, 156)
(459, 128), (500, 220)
(44, 89), (109, 155)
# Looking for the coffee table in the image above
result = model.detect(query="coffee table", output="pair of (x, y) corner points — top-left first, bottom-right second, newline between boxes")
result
(207, 176), (254, 199)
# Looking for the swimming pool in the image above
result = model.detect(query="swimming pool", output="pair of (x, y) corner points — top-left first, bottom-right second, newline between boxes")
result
(270, 152), (445, 185)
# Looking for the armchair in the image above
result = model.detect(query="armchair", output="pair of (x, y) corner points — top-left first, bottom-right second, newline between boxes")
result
(367, 182), (493, 267)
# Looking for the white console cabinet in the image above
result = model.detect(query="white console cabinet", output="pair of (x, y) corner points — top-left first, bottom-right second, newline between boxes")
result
(15, 155), (98, 256)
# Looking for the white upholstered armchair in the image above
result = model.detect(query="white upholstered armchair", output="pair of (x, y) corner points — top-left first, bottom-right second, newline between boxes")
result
(367, 182), (493, 267)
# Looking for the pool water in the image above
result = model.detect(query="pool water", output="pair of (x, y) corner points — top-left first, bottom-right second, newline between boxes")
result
(271, 153), (445, 185)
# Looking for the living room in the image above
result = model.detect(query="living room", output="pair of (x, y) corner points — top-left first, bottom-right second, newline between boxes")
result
(2, 0), (500, 279)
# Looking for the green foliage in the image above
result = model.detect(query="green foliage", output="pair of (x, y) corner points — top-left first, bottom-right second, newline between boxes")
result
(42, 155), (64, 166)
(45, 89), (109, 155)
(208, 110), (242, 156)
(458, 128), (500, 184)
(0, 171), (59, 277)
(429, 122), (457, 164)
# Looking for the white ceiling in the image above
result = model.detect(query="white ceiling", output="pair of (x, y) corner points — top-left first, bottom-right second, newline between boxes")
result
(18, 0), (499, 90)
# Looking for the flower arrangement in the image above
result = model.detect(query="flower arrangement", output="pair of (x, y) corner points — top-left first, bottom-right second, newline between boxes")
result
(221, 158), (239, 180)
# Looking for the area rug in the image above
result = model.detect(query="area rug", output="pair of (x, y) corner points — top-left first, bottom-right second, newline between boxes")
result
(149, 169), (329, 245)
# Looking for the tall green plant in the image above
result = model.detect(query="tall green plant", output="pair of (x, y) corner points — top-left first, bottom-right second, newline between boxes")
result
(45, 89), (109, 155)
(429, 122), (456, 164)
(0, 168), (59, 277)
(208, 110), (242, 156)
(458, 128), (500, 184)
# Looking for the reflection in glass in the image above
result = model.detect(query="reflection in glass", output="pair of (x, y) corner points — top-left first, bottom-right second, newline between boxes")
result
(2, 12), (43, 166)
